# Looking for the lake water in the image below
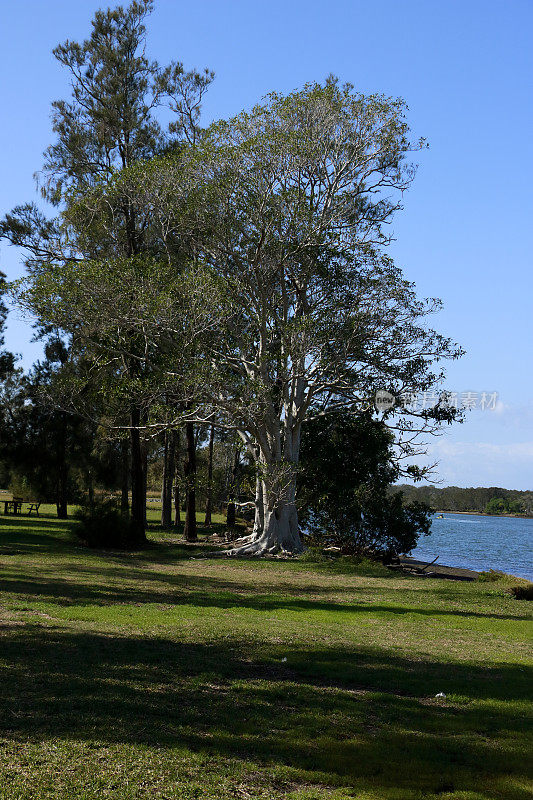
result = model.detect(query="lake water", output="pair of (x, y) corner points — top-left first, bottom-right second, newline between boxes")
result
(411, 513), (533, 581)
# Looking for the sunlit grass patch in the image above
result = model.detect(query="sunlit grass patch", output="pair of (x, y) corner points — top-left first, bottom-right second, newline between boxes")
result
(0, 512), (531, 799)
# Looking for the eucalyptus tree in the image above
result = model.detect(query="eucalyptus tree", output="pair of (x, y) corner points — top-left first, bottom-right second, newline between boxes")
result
(1, 0), (212, 541)
(143, 79), (462, 554)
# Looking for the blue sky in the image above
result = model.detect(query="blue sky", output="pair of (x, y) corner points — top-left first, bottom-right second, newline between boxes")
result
(1, 0), (532, 489)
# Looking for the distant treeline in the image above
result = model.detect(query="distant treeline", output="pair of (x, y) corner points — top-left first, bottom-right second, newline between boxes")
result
(395, 485), (533, 516)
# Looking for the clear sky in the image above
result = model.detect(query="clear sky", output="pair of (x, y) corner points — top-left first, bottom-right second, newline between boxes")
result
(1, 0), (532, 489)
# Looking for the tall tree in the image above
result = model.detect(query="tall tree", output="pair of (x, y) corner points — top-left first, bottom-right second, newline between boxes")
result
(143, 79), (462, 554)
(3, 337), (97, 517)
(0, 271), (18, 481)
(12, 78), (463, 554)
(1, 0), (212, 543)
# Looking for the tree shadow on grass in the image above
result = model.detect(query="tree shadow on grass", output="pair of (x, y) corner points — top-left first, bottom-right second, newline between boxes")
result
(0, 514), (220, 562)
(2, 518), (529, 624)
(0, 625), (531, 799)
(0, 513), (74, 527)
(1, 567), (530, 623)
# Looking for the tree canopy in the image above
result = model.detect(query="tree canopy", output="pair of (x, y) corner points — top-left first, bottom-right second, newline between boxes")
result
(1, 0), (213, 542)
(12, 76), (462, 554)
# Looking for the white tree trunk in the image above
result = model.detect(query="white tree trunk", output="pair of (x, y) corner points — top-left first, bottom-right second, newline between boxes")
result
(226, 422), (303, 555)
(226, 477), (302, 555)
(253, 472), (264, 536)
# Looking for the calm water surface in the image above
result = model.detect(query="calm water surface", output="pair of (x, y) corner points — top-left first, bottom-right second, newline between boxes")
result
(411, 513), (533, 581)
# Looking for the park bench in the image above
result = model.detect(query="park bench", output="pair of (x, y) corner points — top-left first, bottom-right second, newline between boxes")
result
(27, 502), (41, 516)
(3, 497), (23, 515)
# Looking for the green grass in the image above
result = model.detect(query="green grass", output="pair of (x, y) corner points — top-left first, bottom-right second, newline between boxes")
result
(0, 511), (531, 800)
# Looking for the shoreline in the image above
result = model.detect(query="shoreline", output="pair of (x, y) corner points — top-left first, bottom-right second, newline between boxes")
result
(398, 556), (531, 583)
(398, 556), (480, 581)
(434, 510), (533, 519)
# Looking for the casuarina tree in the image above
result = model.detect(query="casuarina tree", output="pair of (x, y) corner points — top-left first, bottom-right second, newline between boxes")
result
(1, 0), (212, 542)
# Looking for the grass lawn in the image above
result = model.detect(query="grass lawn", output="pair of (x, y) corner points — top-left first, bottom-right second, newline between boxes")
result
(0, 510), (531, 799)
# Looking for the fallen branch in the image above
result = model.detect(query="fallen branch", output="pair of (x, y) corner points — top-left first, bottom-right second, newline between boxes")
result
(419, 555), (439, 572)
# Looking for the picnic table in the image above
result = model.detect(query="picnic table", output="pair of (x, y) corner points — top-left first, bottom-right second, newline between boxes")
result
(2, 499), (41, 516)
(3, 497), (23, 515)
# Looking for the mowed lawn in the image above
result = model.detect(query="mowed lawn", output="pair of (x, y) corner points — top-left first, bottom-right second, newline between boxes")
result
(0, 511), (531, 800)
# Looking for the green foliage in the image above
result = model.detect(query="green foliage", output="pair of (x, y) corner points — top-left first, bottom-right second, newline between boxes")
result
(0, 270), (15, 381)
(478, 569), (507, 582)
(0, 1), (214, 540)
(485, 497), (506, 514)
(298, 546), (331, 563)
(0, 337), (100, 513)
(7, 473), (32, 498)
(74, 497), (134, 549)
(509, 583), (533, 600)
(299, 412), (432, 557)
(42, 0), (213, 204)
(0, 271), (17, 480)
(485, 496), (524, 514)
(398, 483), (533, 515)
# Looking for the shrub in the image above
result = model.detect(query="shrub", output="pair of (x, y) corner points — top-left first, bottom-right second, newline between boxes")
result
(298, 412), (432, 560)
(299, 546), (331, 563)
(478, 569), (506, 582)
(509, 584), (533, 600)
(302, 494), (432, 560)
(74, 498), (134, 549)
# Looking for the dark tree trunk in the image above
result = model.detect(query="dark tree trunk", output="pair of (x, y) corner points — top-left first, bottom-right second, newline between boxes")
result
(87, 470), (94, 511)
(174, 429), (181, 528)
(56, 412), (68, 519)
(226, 501), (236, 530)
(120, 438), (129, 516)
(56, 467), (68, 519)
(142, 445), (148, 524)
(161, 429), (175, 528)
(174, 484), (181, 528)
(130, 406), (146, 544)
(225, 445), (240, 531)
(183, 421), (197, 542)
(204, 423), (215, 527)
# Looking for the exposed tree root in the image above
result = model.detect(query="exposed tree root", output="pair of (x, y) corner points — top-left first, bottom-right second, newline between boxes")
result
(223, 536), (303, 557)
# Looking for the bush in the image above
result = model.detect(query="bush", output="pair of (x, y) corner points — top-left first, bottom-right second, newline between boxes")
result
(509, 584), (533, 600)
(302, 493), (432, 560)
(299, 412), (432, 560)
(478, 569), (506, 582)
(299, 546), (331, 563)
(74, 498), (134, 549)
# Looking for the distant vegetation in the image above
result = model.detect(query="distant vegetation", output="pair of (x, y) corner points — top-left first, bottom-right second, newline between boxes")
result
(396, 484), (533, 516)
(484, 496), (526, 515)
